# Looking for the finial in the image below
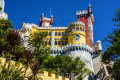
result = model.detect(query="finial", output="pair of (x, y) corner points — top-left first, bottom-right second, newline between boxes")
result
(51, 15), (53, 17)
(42, 13), (44, 15)
(89, 3), (91, 7)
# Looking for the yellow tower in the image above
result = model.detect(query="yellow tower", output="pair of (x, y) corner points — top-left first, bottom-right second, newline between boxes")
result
(68, 21), (86, 45)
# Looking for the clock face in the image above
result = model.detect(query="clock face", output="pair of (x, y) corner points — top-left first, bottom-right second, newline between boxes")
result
(44, 22), (49, 27)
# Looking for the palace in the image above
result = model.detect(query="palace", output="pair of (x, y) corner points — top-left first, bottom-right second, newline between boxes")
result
(0, 0), (109, 79)
(19, 4), (104, 80)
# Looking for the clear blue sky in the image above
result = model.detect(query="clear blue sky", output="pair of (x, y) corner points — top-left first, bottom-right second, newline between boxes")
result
(4, 0), (120, 52)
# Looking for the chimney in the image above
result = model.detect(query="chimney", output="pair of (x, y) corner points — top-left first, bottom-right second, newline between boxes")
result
(50, 15), (53, 24)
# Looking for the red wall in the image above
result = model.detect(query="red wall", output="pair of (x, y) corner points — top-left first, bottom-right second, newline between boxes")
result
(78, 15), (89, 46)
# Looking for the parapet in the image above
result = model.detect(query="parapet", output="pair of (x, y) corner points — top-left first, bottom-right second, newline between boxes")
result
(51, 43), (93, 55)
(0, 57), (69, 80)
(76, 10), (88, 16)
(22, 22), (38, 29)
(63, 43), (93, 53)
(69, 21), (85, 27)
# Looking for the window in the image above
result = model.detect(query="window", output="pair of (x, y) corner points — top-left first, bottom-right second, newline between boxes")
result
(55, 32), (57, 36)
(58, 41), (62, 46)
(76, 26), (79, 31)
(75, 34), (80, 41)
(55, 41), (58, 45)
(48, 41), (51, 45)
(62, 41), (64, 45)
(65, 41), (68, 45)
(62, 32), (65, 36)
(48, 32), (51, 36)
(58, 32), (61, 36)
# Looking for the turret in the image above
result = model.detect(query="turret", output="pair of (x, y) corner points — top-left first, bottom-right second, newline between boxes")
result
(39, 13), (53, 27)
(76, 4), (94, 48)
(50, 15), (53, 24)
(95, 40), (102, 54)
(41, 13), (44, 22)
(88, 4), (92, 13)
(68, 21), (86, 45)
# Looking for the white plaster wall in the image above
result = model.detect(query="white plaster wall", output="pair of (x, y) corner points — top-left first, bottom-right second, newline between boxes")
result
(66, 50), (93, 72)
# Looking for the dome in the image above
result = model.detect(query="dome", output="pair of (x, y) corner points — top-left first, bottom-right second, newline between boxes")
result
(69, 21), (85, 27)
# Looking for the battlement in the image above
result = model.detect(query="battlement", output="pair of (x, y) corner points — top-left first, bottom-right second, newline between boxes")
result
(0, 57), (69, 80)
(22, 23), (38, 29)
(63, 43), (93, 53)
(51, 43), (93, 56)
(69, 21), (85, 27)
(38, 26), (68, 30)
(76, 10), (88, 16)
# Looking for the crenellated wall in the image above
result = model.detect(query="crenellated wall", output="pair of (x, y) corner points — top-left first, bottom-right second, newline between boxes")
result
(0, 57), (69, 80)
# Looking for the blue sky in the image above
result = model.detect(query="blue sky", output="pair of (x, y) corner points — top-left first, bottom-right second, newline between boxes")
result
(4, 0), (120, 51)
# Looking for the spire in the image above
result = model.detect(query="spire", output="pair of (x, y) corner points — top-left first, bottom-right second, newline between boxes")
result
(88, 3), (92, 13)
(89, 3), (91, 7)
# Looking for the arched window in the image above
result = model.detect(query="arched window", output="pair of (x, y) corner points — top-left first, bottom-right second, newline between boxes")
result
(55, 32), (57, 36)
(75, 34), (80, 41)
(48, 41), (51, 45)
(76, 26), (79, 31)
(62, 32), (65, 36)
(59, 32), (61, 36)
(62, 41), (64, 45)
(58, 41), (62, 46)
(55, 41), (58, 45)
(48, 32), (51, 36)
(65, 41), (68, 45)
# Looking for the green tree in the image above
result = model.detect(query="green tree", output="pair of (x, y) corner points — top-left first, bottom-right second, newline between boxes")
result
(43, 55), (92, 80)
(29, 62), (42, 80)
(29, 32), (51, 65)
(0, 19), (13, 55)
(22, 50), (34, 78)
(0, 63), (24, 80)
(5, 30), (21, 80)
(113, 59), (120, 79)
(102, 8), (120, 79)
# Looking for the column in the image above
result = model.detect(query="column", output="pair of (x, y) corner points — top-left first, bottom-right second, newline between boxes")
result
(51, 30), (55, 48)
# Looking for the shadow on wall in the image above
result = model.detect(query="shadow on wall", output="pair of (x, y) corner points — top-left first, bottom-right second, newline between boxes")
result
(94, 68), (106, 80)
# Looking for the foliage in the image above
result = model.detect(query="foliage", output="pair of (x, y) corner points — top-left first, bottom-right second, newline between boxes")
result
(0, 19), (13, 55)
(29, 32), (51, 65)
(22, 50), (34, 78)
(29, 32), (48, 47)
(0, 7), (2, 11)
(113, 59), (120, 79)
(5, 30), (22, 79)
(102, 8), (120, 63)
(112, 8), (120, 26)
(43, 55), (92, 80)
(29, 62), (42, 80)
(0, 63), (24, 80)
(102, 8), (120, 79)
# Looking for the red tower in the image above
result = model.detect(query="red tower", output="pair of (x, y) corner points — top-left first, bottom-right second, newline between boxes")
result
(39, 13), (53, 27)
(76, 4), (94, 48)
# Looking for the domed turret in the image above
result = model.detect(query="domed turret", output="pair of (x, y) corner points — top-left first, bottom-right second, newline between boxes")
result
(68, 21), (86, 45)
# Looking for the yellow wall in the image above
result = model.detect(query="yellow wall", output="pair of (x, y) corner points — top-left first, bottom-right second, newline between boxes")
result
(0, 57), (69, 80)
(29, 26), (86, 48)
(68, 31), (86, 45)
